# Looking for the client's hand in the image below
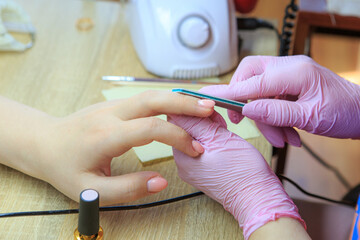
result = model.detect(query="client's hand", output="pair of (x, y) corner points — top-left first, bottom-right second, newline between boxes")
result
(0, 91), (214, 205)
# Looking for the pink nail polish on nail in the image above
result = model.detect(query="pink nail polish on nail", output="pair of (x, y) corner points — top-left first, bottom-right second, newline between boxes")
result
(147, 177), (168, 193)
(192, 140), (204, 154)
(198, 99), (215, 108)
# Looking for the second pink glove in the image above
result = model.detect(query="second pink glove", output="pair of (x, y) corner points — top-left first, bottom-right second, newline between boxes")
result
(169, 113), (305, 239)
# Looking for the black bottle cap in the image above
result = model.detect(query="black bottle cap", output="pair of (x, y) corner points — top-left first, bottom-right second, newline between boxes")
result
(78, 189), (100, 236)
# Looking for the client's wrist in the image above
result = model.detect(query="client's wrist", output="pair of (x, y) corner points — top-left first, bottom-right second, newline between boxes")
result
(21, 115), (59, 181)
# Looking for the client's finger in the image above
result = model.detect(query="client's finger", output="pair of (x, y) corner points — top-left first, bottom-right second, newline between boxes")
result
(108, 117), (204, 157)
(83, 171), (168, 206)
(118, 90), (215, 120)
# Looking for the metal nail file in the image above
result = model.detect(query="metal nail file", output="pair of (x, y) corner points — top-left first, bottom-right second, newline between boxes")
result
(172, 88), (245, 113)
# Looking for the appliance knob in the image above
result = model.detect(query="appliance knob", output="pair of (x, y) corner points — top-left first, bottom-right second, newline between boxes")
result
(178, 16), (210, 49)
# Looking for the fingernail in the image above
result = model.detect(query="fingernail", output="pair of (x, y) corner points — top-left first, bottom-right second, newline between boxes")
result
(192, 140), (204, 154)
(198, 99), (215, 108)
(147, 177), (168, 193)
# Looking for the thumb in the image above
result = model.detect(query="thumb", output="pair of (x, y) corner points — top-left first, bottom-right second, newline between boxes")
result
(199, 84), (232, 98)
(200, 84), (247, 105)
(86, 172), (168, 206)
(243, 99), (305, 129)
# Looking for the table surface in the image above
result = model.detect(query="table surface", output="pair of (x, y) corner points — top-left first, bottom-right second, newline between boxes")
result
(0, 1), (272, 239)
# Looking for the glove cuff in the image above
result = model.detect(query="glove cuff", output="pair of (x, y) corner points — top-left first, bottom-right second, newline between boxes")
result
(242, 207), (306, 240)
(223, 174), (306, 240)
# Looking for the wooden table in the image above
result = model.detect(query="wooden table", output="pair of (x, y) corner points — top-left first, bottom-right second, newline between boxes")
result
(0, 1), (271, 239)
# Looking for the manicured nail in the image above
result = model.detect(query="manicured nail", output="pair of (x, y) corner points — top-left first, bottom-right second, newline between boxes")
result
(198, 99), (215, 108)
(147, 177), (168, 193)
(192, 140), (204, 154)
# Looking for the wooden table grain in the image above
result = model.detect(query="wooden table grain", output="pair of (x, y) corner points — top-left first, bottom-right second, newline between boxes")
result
(0, 1), (272, 239)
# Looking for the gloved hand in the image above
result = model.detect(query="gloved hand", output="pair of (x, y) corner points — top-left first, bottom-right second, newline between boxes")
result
(169, 113), (305, 239)
(201, 55), (360, 147)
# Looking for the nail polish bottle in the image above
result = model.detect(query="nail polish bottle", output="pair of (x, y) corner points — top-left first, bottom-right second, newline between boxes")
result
(74, 189), (103, 240)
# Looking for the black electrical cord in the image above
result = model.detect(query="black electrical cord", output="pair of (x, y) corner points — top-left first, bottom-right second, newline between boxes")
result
(236, 17), (281, 40)
(277, 174), (354, 207)
(100, 191), (204, 212)
(0, 191), (204, 218)
(0, 174), (354, 219)
(279, 0), (298, 56)
(301, 141), (352, 190)
(236, 0), (297, 56)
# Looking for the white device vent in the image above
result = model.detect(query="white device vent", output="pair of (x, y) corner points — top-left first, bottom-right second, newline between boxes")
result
(172, 67), (220, 79)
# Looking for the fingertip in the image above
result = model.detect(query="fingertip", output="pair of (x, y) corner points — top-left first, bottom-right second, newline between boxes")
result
(198, 99), (215, 108)
(192, 140), (204, 154)
(270, 139), (285, 148)
(242, 101), (264, 121)
(197, 99), (215, 117)
(289, 141), (301, 148)
(180, 133), (204, 157)
(147, 176), (168, 193)
(199, 85), (218, 94)
(283, 128), (301, 147)
(228, 109), (242, 124)
(255, 123), (285, 148)
(268, 134), (286, 148)
(199, 84), (230, 97)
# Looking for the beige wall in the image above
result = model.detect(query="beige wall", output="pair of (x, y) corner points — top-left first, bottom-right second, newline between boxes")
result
(312, 34), (360, 74)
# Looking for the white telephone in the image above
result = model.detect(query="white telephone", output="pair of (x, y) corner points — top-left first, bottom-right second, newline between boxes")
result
(126, 0), (239, 79)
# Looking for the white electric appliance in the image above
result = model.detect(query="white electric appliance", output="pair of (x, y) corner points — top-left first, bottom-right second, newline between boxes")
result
(126, 0), (239, 79)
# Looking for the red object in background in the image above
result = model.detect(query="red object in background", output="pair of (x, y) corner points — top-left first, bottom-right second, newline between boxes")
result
(234, 0), (258, 14)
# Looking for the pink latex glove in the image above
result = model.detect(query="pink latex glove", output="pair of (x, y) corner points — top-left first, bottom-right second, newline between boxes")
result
(201, 55), (360, 147)
(169, 113), (305, 239)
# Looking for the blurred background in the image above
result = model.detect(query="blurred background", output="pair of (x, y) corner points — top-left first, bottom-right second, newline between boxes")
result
(248, 1), (360, 238)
